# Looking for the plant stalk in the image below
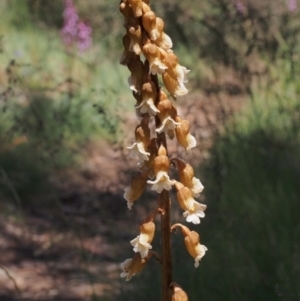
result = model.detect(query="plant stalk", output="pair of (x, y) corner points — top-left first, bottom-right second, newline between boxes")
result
(151, 73), (173, 301)
(160, 189), (173, 301)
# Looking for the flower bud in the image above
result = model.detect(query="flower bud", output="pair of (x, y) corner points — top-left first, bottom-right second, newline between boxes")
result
(153, 145), (169, 174)
(174, 116), (197, 151)
(170, 282), (189, 301)
(124, 170), (149, 210)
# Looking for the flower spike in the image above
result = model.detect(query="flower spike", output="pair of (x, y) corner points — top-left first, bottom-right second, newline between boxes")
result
(119, 1), (208, 298)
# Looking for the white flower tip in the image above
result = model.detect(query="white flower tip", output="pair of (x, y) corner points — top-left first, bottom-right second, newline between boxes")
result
(120, 272), (128, 278)
(127, 201), (133, 210)
(186, 134), (197, 151)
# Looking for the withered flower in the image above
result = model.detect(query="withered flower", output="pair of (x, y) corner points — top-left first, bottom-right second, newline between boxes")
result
(120, 252), (153, 281)
(120, 34), (131, 65)
(127, 55), (144, 93)
(124, 170), (149, 210)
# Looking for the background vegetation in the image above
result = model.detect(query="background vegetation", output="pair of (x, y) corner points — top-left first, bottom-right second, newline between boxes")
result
(0, 0), (299, 301)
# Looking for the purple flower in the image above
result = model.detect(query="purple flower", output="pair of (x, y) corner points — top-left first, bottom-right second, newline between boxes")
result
(61, 0), (92, 52)
(234, 1), (246, 14)
(287, 0), (297, 12)
(61, 0), (79, 46)
(77, 21), (92, 51)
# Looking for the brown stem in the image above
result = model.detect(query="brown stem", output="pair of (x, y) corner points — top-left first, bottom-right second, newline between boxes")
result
(159, 190), (173, 301)
(151, 73), (173, 301)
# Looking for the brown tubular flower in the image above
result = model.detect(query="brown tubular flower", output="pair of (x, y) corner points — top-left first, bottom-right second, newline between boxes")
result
(147, 145), (175, 193)
(174, 159), (204, 198)
(174, 181), (206, 225)
(123, 170), (149, 210)
(127, 116), (151, 161)
(153, 18), (173, 50)
(170, 282), (189, 301)
(162, 52), (190, 98)
(142, 10), (161, 41)
(156, 90), (179, 139)
(135, 80), (159, 116)
(142, 11), (172, 51)
(130, 211), (156, 258)
(171, 224), (207, 268)
(174, 116), (196, 151)
(142, 38), (168, 75)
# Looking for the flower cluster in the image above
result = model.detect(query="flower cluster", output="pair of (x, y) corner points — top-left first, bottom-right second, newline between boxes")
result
(119, 0), (208, 299)
(61, 0), (92, 52)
